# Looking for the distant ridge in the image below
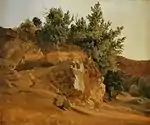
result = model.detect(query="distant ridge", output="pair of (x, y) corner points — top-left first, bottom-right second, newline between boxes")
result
(117, 56), (150, 77)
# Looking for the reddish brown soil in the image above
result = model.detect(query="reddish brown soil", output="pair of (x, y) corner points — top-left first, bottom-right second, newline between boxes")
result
(0, 92), (150, 125)
(0, 27), (150, 125)
(118, 56), (150, 77)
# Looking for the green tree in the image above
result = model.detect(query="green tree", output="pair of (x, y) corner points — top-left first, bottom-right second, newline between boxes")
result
(38, 2), (126, 75)
(104, 70), (123, 99)
(69, 17), (87, 45)
(70, 2), (126, 75)
(17, 19), (36, 42)
(40, 8), (73, 45)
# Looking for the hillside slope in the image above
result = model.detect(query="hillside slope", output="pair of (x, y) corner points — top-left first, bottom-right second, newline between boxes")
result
(118, 56), (150, 77)
(0, 27), (150, 125)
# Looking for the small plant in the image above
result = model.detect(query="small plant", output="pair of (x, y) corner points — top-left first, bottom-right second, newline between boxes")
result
(17, 19), (36, 42)
(104, 70), (123, 99)
(32, 17), (42, 29)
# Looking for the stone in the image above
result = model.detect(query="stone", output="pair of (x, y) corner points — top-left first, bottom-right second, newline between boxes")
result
(71, 60), (85, 92)
(47, 59), (106, 106)
(138, 77), (150, 98)
(129, 84), (140, 97)
(53, 94), (71, 110)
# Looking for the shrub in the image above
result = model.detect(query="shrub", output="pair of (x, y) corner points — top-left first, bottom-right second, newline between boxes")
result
(104, 70), (123, 98)
(17, 19), (36, 42)
(69, 2), (126, 75)
(17, 3), (126, 74)
(39, 8), (73, 44)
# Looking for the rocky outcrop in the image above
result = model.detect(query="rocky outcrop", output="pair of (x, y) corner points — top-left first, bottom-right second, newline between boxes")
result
(15, 57), (105, 106)
(0, 27), (106, 112)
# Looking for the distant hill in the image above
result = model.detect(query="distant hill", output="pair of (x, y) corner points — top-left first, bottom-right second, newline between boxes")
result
(117, 56), (150, 77)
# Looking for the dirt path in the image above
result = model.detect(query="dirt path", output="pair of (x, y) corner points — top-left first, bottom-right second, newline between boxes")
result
(0, 91), (150, 125)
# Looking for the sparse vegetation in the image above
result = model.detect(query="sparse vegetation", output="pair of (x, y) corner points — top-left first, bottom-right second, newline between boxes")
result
(17, 19), (36, 42)
(104, 70), (123, 98)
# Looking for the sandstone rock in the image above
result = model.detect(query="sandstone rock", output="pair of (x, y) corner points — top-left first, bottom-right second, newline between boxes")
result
(129, 84), (140, 97)
(46, 59), (105, 106)
(15, 59), (53, 71)
(1, 39), (25, 69)
(88, 82), (105, 108)
(53, 94), (71, 110)
(0, 33), (105, 106)
(83, 58), (105, 107)
(0, 76), (10, 89)
(145, 102), (150, 109)
(71, 60), (85, 92)
(138, 77), (150, 98)
(47, 60), (81, 97)
(24, 48), (44, 62)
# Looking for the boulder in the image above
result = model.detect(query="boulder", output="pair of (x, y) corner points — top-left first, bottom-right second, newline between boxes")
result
(46, 59), (105, 106)
(0, 39), (25, 69)
(129, 84), (140, 97)
(138, 77), (150, 98)
(0, 37), (106, 107)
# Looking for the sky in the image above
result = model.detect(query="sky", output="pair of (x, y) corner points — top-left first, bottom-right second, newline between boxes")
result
(0, 0), (150, 60)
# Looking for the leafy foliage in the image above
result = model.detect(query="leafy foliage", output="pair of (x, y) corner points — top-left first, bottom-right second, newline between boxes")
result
(104, 70), (123, 98)
(69, 2), (126, 74)
(32, 17), (42, 29)
(17, 19), (36, 42)
(39, 8), (73, 44)
(17, 2), (126, 76)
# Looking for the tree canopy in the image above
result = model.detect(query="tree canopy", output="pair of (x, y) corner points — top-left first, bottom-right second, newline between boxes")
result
(17, 2), (126, 75)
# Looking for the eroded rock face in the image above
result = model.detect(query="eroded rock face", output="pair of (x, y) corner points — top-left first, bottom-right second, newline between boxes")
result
(46, 59), (105, 105)
(0, 39), (25, 69)
(71, 60), (85, 92)
(0, 31), (106, 107)
(47, 61), (76, 96)
(89, 82), (105, 104)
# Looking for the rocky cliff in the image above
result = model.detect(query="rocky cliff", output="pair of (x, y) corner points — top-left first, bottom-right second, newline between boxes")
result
(0, 27), (105, 111)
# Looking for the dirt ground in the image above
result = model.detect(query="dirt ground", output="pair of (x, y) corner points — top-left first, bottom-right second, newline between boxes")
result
(0, 27), (150, 125)
(0, 51), (149, 125)
(0, 90), (150, 125)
